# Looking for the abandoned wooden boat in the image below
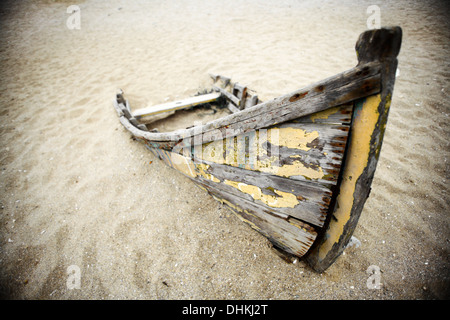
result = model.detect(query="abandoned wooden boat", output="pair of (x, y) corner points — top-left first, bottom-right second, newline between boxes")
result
(113, 27), (402, 272)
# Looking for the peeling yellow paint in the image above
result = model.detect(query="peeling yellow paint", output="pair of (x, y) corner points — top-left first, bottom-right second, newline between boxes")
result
(310, 106), (340, 123)
(169, 152), (221, 183)
(268, 127), (319, 151)
(258, 157), (325, 179)
(200, 140), (225, 164)
(225, 199), (242, 212)
(170, 152), (197, 178)
(193, 126), (326, 181)
(242, 218), (261, 231)
(237, 214), (261, 231)
(289, 219), (313, 234)
(243, 209), (259, 219)
(276, 239), (287, 246)
(224, 180), (299, 208)
(318, 94), (381, 260)
(196, 163), (220, 182)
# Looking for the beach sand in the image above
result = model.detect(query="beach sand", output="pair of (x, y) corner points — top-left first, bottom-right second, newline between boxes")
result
(0, 0), (448, 299)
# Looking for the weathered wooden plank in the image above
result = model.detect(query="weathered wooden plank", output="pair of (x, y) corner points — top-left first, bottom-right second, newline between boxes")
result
(189, 158), (332, 226)
(195, 174), (289, 220)
(188, 72), (379, 147)
(113, 99), (124, 117)
(198, 157), (333, 197)
(147, 144), (334, 226)
(133, 92), (221, 119)
(137, 124), (148, 131)
(118, 116), (180, 150)
(213, 86), (240, 106)
(204, 184), (317, 257)
(239, 87), (247, 110)
(210, 74), (231, 88)
(184, 62), (380, 138)
(185, 119), (350, 186)
(246, 95), (259, 109)
(138, 109), (177, 125)
(232, 83), (247, 110)
(129, 117), (140, 127)
(227, 102), (240, 114)
(119, 102), (133, 119)
(116, 101), (350, 161)
(125, 98), (131, 115)
(294, 103), (353, 125)
(233, 83), (246, 95)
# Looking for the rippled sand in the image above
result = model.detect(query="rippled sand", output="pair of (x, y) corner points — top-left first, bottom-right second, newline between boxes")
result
(0, 0), (448, 299)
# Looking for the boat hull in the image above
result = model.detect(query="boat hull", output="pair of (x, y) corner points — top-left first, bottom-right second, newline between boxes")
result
(113, 27), (402, 272)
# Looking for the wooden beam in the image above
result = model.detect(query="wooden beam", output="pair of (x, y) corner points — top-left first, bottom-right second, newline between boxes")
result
(132, 92), (221, 119)
(210, 74), (231, 88)
(213, 86), (240, 106)
(232, 83), (248, 110)
(226, 102), (240, 114)
(246, 95), (259, 108)
(239, 87), (247, 110)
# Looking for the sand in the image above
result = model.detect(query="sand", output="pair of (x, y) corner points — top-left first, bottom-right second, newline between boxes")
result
(0, 0), (448, 300)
